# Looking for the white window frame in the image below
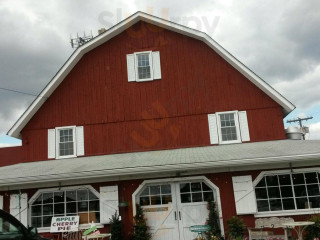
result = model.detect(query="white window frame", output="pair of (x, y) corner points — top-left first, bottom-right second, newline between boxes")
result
(56, 126), (77, 159)
(216, 111), (241, 144)
(28, 185), (103, 233)
(253, 168), (320, 217)
(134, 51), (153, 82)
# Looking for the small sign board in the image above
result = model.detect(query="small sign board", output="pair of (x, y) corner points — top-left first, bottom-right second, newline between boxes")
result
(50, 216), (79, 233)
(189, 225), (211, 233)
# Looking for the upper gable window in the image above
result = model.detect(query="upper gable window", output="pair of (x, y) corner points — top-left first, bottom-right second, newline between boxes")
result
(57, 127), (76, 158)
(48, 126), (85, 159)
(126, 51), (161, 82)
(136, 52), (152, 80)
(208, 111), (250, 145)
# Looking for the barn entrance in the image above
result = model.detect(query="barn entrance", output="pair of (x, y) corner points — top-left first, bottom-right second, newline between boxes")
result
(133, 177), (224, 240)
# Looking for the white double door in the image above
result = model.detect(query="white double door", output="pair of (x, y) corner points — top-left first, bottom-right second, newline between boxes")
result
(143, 181), (211, 240)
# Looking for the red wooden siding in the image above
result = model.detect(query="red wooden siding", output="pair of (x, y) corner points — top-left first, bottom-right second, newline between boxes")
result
(19, 21), (285, 162)
(0, 146), (22, 167)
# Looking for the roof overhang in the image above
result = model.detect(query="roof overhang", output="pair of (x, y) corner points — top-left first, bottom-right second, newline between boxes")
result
(0, 140), (318, 190)
(7, 11), (295, 139)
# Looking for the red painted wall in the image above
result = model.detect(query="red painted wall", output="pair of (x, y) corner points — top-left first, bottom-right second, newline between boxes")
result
(0, 146), (22, 166)
(18, 21), (285, 162)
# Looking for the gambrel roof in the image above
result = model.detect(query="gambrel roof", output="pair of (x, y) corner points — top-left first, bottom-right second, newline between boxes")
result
(8, 11), (295, 139)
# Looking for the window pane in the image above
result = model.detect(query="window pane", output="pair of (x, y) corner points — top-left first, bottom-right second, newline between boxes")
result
(203, 192), (214, 202)
(307, 184), (320, 196)
(150, 186), (160, 195)
(294, 185), (307, 197)
(31, 217), (42, 228)
(192, 193), (203, 202)
(66, 191), (77, 202)
(66, 202), (77, 214)
(282, 198), (295, 210)
(266, 176), (279, 186)
(256, 178), (266, 187)
(305, 172), (318, 184)
(31, 205), (42, 217)
(43, 205), (53, 215)
(191, 182), (202, 192)
(43, 193), (53, 204)
(140, 197), (150, 206)
(89, 200), (100, 211)
(54, 203), (65, 215)
(280, 186), (293, 198)
(268, 187), (281, 198)
(89, 212), (99, 224)
(180, 183), (190, 193)
(279, 174), (292, 185)
(34, 194), (42, 205)
(255, 188), (268, 199)
(150, 196), (161, 205)
(161, 195), (172, 204)
(89, 192), (98, 200)
(54, 192), (64, 203)
(78, 201), (88, 212)
(77, 190), (88, 201)
(79, 213), (88, 224)
(180, 193), (191, 203)
(161, 185), (171, 194)
(293, 173), (305, 185)
(269, 199), (282, 211)
(257, 200), (269, 212)
(296, 197), (309, 209)
(309, 197), (320, 208)
(43, 216), (53, 227)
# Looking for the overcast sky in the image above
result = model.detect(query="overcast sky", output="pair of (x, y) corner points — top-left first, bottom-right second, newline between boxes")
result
(0, 0), (320, 147)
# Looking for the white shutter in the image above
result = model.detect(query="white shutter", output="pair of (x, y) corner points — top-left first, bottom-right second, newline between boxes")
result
(0, 195), (3, 210)
(232, 176), (257, 215)
(152, 51), (161, 79)
(76, 126), (85, 156)
(99, 186), (119, 224)
(10, 193), (28, 226)
(126, 54), (136, 82)
(208, 114), (219, 144)
(48, 129), (56, 159)
(238, 111), (250, 142)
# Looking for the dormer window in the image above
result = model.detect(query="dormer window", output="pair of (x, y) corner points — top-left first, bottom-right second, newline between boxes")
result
(126, 51), (161, 82)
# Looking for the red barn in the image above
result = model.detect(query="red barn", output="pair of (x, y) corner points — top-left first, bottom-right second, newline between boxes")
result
(1, 12), (319, 240)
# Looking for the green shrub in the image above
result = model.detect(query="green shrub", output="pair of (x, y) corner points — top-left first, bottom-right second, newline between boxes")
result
(305, 214), (320, 240)
(109, 211), (123, 240)
(226, 216), (246, 239)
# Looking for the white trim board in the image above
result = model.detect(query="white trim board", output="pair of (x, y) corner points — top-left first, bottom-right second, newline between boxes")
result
(7, 11), (295, 139)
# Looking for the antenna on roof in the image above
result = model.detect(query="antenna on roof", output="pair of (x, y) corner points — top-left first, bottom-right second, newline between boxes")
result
(70, 31), (93, 49)
(287, 116), (313, 140)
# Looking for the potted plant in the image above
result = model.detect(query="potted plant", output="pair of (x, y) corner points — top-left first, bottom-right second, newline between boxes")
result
(226, 216), (246, 240)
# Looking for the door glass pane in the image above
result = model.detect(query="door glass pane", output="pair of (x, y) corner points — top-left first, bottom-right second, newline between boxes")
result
(191, 182), (202, 192)
(180, 183), (190, 193)
(150, 196), (161, 205)
(140, 197), (150, 206)
(203, 192), (214, 202)
(202, 182), (211, 191)
(150, 186), (160, 195)
(161, 185), (171, 194)
(161, 195), (172, 204)
(180, 193), (191, 203)
(192, 193), (203, 202)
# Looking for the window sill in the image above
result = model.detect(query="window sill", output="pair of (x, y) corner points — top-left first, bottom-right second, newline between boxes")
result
(254, 208), (320, 218)
(219, 140), (242, 145)
(136, 78), (156, 82)
(37, 223), (104, 233)
(56, 155), (77, 160)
